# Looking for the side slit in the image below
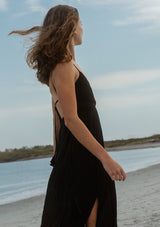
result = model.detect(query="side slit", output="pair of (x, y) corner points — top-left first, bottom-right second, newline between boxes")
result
(86, 197), (99, 227)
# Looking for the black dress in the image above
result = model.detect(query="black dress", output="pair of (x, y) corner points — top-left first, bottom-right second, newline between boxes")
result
(40, 64), (117, 227)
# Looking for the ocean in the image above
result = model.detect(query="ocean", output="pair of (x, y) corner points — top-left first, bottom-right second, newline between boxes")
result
(0, 146), (160, 205)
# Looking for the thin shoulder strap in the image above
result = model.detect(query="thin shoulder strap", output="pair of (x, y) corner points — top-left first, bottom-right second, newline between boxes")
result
(73, 64), (80, 72)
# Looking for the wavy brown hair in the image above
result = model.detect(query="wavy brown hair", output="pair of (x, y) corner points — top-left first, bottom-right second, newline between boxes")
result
(8, 5), (79, 86)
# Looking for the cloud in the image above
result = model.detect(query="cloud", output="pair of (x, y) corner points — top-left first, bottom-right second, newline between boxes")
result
(91, 68), (160, 109)
(112, 1), (160, 28)
(0, 0), (7, 11)
(97, 92), (160, 109)
(74, 0), (160, 32)
(26, 0), (46, 14)
(90, 69), (160, 90)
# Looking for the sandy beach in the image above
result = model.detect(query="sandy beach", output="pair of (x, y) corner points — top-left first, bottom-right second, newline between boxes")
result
(0, 163), (159, 227)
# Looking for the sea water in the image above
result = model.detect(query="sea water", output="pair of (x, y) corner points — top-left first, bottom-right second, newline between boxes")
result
(0, 146), (160, 205)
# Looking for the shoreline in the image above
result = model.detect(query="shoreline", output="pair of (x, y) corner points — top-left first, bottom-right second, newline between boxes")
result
(1, 141), (160, 164)
(0, 163), (160, 226)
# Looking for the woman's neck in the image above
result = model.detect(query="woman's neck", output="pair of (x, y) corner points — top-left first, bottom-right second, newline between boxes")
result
(69, 42), (76, 63)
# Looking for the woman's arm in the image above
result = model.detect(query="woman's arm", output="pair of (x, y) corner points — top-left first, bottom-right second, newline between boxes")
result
(51, 61), (126, 181)
(51, 61), (107, 161)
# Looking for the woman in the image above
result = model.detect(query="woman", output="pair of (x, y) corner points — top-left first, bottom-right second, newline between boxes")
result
(9, 4), (126, 227)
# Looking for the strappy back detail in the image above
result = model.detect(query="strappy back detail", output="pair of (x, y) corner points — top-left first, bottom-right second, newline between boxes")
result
(54, 100), (63, 121)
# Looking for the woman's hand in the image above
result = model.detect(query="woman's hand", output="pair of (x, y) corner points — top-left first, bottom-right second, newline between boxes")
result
(101, 152), (127, 181)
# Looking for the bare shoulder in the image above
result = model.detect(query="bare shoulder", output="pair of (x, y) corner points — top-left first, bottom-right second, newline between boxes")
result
(51, 61), (76, 84)
(55, 61), (74, 73)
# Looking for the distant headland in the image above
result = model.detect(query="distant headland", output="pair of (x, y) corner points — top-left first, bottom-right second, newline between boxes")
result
(0, 134), (160, 163)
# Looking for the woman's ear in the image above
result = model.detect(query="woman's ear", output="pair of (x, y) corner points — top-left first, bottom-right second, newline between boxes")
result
(73, 31), (78, 37)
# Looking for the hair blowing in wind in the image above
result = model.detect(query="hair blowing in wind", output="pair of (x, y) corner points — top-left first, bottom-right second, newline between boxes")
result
(8, 5), (79, 86)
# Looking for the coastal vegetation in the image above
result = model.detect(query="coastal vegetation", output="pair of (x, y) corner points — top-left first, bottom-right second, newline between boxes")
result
(0, 134), (160, 163)
(104, 133), (160, 147)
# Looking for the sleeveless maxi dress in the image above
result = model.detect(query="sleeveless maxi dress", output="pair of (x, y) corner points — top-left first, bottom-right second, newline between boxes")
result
(40, 64), (118, 227)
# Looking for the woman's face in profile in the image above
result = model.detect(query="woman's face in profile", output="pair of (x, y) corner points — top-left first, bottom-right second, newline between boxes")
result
(73, 18), (83, 45)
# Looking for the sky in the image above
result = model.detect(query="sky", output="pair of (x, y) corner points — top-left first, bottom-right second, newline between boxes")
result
(0, 0), (160, 151)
